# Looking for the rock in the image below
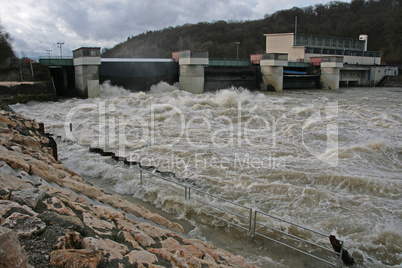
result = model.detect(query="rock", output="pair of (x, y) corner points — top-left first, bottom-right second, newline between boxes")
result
(22, 136), (42, 151)
(29, 165), (60, 184)
(144, 212), (170, 227)
(104, 238), (130, 255)
(39, 211), (85, 235)
(75, 195), (88, 205)
(168, 222), (184, 233)
(115, 218), (155, 247)
(82, 212), (115, 237)
(0, 115), (17, 127)
(119, 199), (149, 218)
(125, 250), (158, 265)
(0, 186), (11, 200)
(0, 126), (10, 134)
(40, 186), (76, 203)
(50, 249), (104, 268)
(0, 173), (34, 190)
(97, 194), (122, 208)
(0, 200), (37, 223)
(40, 136), (49, 144)
(1, 212), (46, 238)
(61, 180), (103, 200)
(89, 204), (124, 221)
(10, 187), (46, 208)
(0, 153), (30, 173)
(117, 231), (142, 250)
(32, 121), (39, 130)
(11, 145), (22, 153)
(53, 231), (82, 249)
(135, 222), (172, 239)
(24, 121), (32, 129)
(0, 227), (32, 268)
(43, 197), (76, 216)
(82, 237), (124, 261)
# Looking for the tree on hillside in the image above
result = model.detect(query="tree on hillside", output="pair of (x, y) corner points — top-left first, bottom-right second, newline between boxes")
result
(102, 0), (401, 64)
(0, 24), (14, 65)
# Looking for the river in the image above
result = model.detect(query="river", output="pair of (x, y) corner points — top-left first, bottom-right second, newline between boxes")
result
(12, 82), (401, 267)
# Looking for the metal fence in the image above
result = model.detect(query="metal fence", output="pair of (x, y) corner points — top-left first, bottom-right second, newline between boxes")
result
(137, 168), (344, 267)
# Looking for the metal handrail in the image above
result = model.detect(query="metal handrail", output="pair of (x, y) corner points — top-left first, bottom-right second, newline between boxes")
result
(110, 159), (345, 267)
(253, 210), (342, 266)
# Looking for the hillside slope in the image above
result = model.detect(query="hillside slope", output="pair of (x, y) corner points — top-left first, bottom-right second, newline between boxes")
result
(102, 0), (401, 64)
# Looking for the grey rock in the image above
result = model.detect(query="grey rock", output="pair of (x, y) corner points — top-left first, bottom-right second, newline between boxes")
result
(1, 212), (46, 238)
(0, 226), (33, 268)
(11, 188), (46, 208)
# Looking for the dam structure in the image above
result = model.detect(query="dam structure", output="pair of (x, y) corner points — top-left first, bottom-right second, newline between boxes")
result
(38, 33), (398, 97)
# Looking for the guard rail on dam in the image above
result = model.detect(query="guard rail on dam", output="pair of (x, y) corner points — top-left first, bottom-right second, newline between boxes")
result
(89, 147), (349, 267)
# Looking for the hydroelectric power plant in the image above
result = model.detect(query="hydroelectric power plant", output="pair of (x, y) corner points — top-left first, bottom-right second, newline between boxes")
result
(39, 33), (398, 98)
(18, 33), (401, 267)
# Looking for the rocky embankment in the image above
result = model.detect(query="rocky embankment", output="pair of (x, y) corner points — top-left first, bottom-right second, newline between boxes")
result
(0, 109), (255, 268)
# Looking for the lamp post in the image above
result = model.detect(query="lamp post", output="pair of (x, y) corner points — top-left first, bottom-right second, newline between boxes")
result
(236, 42), (240, 59)
(57, 42), (64, 58)
(46, 49), (52, 59)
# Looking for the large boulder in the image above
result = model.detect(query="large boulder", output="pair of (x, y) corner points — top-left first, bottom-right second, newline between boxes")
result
(1, 212), (46, 238)
(50, 249), (104, 268)
(0, 227), (32, 268)
(10, 188), (46, 209)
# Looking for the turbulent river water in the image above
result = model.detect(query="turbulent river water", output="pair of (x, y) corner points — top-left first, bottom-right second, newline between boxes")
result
(12, 82), (401, 267)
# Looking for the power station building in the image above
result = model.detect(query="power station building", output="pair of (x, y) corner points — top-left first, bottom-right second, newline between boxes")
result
(263, 33), (398, 87)
(264, 33), (380, 65)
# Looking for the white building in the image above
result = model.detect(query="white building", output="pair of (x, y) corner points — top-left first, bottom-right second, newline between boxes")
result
(264, 33), (398, 86)
(264, 33), (381, 65)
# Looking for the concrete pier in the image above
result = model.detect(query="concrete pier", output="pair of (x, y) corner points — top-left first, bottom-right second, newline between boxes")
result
(73, 47), (101, 98)
(179, 50), (209, 94)
(320, 56), (343, 90)
(260, 53), (288, 91)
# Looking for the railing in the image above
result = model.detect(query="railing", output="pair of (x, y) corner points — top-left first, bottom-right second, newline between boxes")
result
(178, 50), (209, 58)
(208, 58), (250, 67)
(136, 167), (344, 267)
(261, 53), (288, 61)
(321, 56), (344, 63)
(38, 56), (73, 66)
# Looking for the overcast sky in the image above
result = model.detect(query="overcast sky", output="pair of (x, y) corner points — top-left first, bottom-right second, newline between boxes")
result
(0, 0), (343, 59)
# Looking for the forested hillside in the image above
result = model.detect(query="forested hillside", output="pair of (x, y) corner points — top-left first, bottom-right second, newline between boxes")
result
(103, 0), (401, 64)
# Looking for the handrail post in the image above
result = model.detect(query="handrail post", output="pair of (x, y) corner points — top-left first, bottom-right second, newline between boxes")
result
(185, 186), (187, 200)
(252, 210), (257, 237)
(140, 169), (143, 185)
(248, 209), (253, 233)
(188, 187), (191, 199)
(338, 240), (344, 268)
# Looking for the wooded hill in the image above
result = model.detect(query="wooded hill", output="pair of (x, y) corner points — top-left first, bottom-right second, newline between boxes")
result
(103, 0), (401, 64)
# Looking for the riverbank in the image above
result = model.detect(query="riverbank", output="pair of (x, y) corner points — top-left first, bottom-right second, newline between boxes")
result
(0, 109), (256, 267)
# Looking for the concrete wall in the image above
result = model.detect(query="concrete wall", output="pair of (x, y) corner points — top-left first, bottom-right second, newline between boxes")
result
(265, 33), (294, 53)
(74, 65), (100, 98)
(370, 66), (399, 85)
(321, 67), (341, 89)
(179, 65), (205, 94)
(260, 66), (284, 91)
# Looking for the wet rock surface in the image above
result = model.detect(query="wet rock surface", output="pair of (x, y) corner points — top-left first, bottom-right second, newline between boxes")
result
(0, 109), (257, 267)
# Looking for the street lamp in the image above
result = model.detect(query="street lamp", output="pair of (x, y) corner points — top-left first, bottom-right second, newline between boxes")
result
(57, 42), (64, 58)
(236, 42), (240, 59)
(46, 49), (52, 59)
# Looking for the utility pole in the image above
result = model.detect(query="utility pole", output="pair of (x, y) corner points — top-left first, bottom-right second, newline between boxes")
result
(294, 17), (298, 46)
(46, 49), (52, 59)
(236, 42), (240, 59)
(57, 42), (64, 58)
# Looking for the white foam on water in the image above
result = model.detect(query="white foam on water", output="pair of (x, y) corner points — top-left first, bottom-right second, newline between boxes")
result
(11, 83), (402, 267)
